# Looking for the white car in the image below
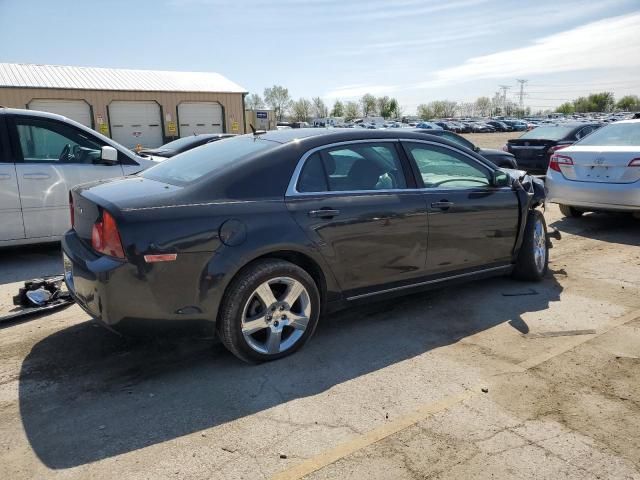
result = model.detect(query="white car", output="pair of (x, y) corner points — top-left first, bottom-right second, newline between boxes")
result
(0, 108), (160, 247)
(546, 119), (640, 217)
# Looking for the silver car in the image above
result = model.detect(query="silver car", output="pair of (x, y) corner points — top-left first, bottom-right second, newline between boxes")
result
(0, 108), (159, 247)
(546, 119), (640, 217)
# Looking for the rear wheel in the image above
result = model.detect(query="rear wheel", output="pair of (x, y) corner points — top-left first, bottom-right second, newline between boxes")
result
(559, 204), (584, 218)
(218, 259), (320, 363)
(512, 210), (548, 281)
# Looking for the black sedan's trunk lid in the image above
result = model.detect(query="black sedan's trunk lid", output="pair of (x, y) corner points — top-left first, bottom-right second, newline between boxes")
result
(71, 176), (183, 244)
(507, 138), (569, 172)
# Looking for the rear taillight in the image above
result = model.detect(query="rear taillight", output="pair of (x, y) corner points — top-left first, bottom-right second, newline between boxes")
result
(548, 144), (568, 155)
(549, 154), (574, 172)
(628, 158), (640, 167)
(69, 192), (74, 228)
(91, 210), (125, 259)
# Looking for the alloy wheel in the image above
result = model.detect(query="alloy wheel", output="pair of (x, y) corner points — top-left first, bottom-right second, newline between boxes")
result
(241, 277), (311, 355)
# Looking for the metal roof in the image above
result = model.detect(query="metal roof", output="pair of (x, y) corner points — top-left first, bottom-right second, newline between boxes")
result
(0, 63), (247, 93)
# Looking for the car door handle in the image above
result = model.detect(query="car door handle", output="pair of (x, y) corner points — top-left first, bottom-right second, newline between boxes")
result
(308, 209), (340, 219)
(23, 173), (51, 180)
(431, 201), (454, 209)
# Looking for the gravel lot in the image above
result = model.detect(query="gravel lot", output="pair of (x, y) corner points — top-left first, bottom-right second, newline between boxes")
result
(461, 131), (522, 149)
(1, 137), (639, 479)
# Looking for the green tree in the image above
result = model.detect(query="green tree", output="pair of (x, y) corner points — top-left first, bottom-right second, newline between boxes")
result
(587, 92), (615, 112)
(264, 85), (292, 121)
(361, 93), (377, 116)
(377, 96), (392, 118)
(616, 95), (640, 111)
(312, 97), (328, 118)
(388, 98), (401, 119)
(245, 93), (265, 110)
(291, 98), (313, 122)
(344, 101), (360, 121)
(417, 103), (434, 120)
(573, 96), (591, 113)
(331, 100), (345, 117)
(474, 97), (491, 117)
(556, 102), (575, 115)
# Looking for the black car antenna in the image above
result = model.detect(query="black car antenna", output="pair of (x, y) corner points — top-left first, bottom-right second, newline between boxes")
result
(249, 123), (267, 136)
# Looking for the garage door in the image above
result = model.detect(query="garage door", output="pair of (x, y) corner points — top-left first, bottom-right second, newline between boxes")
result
(178, 102), (223, 137)
(109, 101), (163, 149)
(28, 99), (92, 127)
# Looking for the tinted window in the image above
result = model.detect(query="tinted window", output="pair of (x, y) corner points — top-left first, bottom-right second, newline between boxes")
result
(576, 122), (639, 146)
(142, 136), (274, 185)
(297, 153), (328, 192)
(405, 143), (491, 188)
(323, 143), (406, 191)
(14, 117), (102, 163)
(519, 125), (577, 141)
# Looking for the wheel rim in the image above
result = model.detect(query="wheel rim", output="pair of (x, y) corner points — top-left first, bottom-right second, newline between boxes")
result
(241, 277), (311, 355)
(533, 218), (547, 273)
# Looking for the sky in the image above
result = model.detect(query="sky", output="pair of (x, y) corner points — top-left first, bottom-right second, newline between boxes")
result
(1, 0), (639, 114)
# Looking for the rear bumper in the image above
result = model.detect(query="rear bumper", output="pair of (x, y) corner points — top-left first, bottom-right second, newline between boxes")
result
(61, 230), (218, 335)
(546, 170), (640, 212)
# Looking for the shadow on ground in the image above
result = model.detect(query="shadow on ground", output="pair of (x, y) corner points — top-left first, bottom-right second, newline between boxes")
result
(550, 212), (640, 247)
(19, 271), (562, 469)
(0, 243), (62, 286)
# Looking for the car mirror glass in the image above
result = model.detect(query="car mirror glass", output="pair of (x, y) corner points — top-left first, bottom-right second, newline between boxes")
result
(492, 171), (510, 187)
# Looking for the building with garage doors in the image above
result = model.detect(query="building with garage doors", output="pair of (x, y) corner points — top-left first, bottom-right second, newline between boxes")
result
(0, 63), (247, 148)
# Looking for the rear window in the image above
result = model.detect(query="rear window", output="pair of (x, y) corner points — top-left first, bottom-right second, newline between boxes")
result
(141, 135), (274, 185)
(576, 123), (640, 147)
(519, 126), (576, 141)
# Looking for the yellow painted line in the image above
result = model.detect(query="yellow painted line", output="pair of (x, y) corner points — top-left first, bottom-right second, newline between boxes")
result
(272, 308), (640, 480)
(271, 387), (479, 480)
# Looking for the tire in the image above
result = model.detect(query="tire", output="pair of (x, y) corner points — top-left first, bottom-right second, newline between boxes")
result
(512, 210), (548, 281)
(559, 204), (584, 218)
(218, 259), (321, 363)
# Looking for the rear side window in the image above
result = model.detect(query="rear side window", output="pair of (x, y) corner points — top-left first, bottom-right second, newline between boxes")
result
(142, 136), (273, 185)
(296, 143), (407, 193)
(298, 153), (328, 192)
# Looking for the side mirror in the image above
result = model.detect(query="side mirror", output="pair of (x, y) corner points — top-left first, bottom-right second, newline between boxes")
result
(492, 170), (510, 187)
(100, 146), (118, 165)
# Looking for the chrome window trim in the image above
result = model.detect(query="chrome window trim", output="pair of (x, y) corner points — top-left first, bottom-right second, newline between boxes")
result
(285, 138), (504, 198)
(346, 265), (512, 301)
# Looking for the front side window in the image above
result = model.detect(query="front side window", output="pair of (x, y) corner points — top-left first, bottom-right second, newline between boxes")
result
(297, 142), (407, 193)
(404, 142), (491, 188)
(14, 117), (103, 163)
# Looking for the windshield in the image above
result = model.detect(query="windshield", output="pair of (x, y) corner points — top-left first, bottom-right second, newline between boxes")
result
(519, 125), (575, 141)
(141, 135), (275, 185)
(576, 122), (640, 146)
(148, 135), (213, 151)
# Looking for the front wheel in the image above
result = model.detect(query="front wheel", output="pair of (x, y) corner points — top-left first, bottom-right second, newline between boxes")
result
(218, 259), (320, 363)
(512, 210), (548, 281)
(559, 204), (584, 218)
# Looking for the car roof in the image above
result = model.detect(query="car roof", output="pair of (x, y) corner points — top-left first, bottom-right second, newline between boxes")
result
(251, 127), (451, 145)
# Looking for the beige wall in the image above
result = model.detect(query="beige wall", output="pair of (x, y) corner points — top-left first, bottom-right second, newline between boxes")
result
(0, 87), (246, 137)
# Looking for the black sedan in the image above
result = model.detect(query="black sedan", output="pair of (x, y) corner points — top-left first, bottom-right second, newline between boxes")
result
(412, 129), (518, 169)
(505, 123), (601, 174)
(138, 133), (235, 159)
(63, 129), (548, 363)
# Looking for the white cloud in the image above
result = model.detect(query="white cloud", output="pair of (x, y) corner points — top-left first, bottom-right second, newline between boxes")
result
(421, 12), (640, 86)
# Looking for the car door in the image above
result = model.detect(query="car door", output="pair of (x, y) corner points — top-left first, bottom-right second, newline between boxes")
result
(402, 141), (519, 276)
(10, 115), (126, 239)
(0, 115), (25, 241)
(285, 140), (428, 297)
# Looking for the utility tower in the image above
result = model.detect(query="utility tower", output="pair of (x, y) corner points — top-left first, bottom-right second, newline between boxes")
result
(498, 85), (511, 114)
(516, 79), (528, 110)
